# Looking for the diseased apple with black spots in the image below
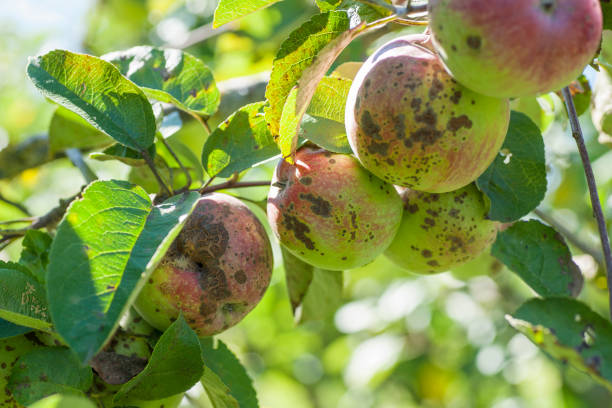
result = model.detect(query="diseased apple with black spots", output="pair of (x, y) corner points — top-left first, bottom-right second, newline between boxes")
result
(428, 0), (602, 98)
(385, 184), (499, 274)
(134, 193), (273, 337)
(267, 146), (403, 270)
(345, 34), (509, 193)
(0, 334), (43, 408)
(91, 328), (184, 408)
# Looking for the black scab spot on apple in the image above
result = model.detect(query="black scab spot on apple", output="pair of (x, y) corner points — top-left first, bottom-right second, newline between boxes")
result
(299, 193), (332, 217)
(447, 115), (473, 132)
(361, 110), (381, 139)
(233, 270), (247, 284)
(429, 76), (444, 99)
(466, 35), (482, 50)
(282, 214), (315, 250)
(450, 90), (462, 104)
(299, 176), (312, 185)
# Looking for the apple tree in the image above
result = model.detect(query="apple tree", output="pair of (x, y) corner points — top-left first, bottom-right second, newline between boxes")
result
(1, 0), (612, 406)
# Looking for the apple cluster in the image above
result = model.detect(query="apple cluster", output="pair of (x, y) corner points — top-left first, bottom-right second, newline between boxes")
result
(268, 0), (602, 274)
(134, 0), (602, 338)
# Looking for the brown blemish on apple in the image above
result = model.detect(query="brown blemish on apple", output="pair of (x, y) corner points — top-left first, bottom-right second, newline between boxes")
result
(282, 213), (316, 250)
(466, 35), (482, 50)
(299, 193), (332, 217)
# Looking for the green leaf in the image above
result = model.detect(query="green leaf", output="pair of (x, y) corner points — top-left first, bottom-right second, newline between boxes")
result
(114, 315), (204, 403)
(299, 114), (351, 154)
(29, 394), (97, 408)
(571, 75), (591, 117)
(27, 50), (156, 151)
(338, 0), (392, 23)
(202, 102), (279, 178)
(8, 348), (93, 405)
(601, 3), (612, 31)
(201, 367), (240, 408)
(0, 318), (31, 339)
(492, 220), (583, 298)
(19, 230), (53, 284)
(90, 143), (156, 166)
(200, 338), (258, 408)
(265, 11), (364, 161)
(477, 111), (546, 222)
(281, 248), (343, 323)
(49, 107), (114, 155)
(47, 180), (200, 363)
(307, 76), (352, 123)
(599, 30), (612, 70)
(316, 0), (342, 11)
(104, 46), (220, 117)
(213, 0), (282, 28)
(507, 297), (612, 390)
(0, 261), (51, 331)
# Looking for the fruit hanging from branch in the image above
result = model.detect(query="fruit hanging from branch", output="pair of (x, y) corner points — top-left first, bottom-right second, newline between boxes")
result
(267, 146), (403, 270)
(345, 34), (509, 193)
(428, 0), (602, 98)
(134, 193), (273, 337)
(385, 184), (500, 274)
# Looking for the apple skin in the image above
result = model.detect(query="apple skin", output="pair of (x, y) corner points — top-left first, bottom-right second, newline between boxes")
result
(134, 193), (273, 337)
(385, 184), (500, 274)
(428, 0), (602, 98)
(345, 34), (509, 193)
(267, 146), (403, 270)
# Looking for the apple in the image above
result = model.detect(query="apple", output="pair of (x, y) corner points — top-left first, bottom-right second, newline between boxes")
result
(267, 146), (403, 270)
(428, 0), (602, 98)
(134, 193), (273, 337)
(385, 184), (499, 273)
(345, 34), (509, 193)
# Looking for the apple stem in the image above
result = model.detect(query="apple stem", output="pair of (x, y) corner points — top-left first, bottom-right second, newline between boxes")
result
(562, 86), (612, 319)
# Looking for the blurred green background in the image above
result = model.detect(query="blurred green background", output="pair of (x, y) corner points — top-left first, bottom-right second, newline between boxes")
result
(1, 1), (612, 407)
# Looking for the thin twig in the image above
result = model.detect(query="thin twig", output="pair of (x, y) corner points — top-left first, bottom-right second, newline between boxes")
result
(159, 137), (192, 191)
(0, 217), (34, 226)
(0, 193), (31, 216)
(198, 177), (270, 195)
(141, 149), (173, 197)
(562, 86), (612, 319)
(199, 173), (238, 194)
(66, 148), (98, 184)
(0, 191), (80, 247)
(533, 208), (605, 266)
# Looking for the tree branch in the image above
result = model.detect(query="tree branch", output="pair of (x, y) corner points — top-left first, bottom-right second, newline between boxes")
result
(562, 86), (612, 319)
(198, 175), (270, 195)
(66, 148), (98, 184)
(0, 191), (81, 247)
(0, 193), (31, 217)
